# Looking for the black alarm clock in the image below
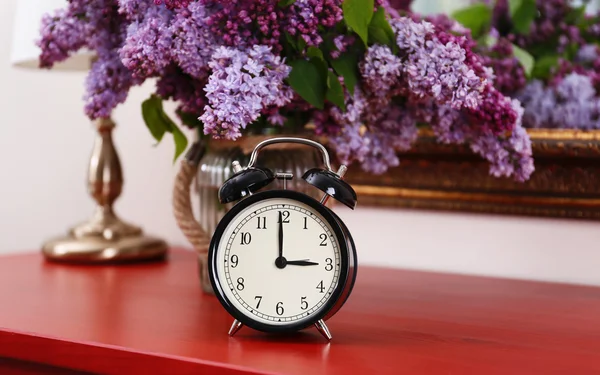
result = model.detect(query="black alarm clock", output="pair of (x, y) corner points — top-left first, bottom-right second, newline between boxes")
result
(208, 137), (358, 341)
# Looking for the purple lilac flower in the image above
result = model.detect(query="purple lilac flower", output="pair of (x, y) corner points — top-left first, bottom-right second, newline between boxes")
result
(118, 0), (150, 20)
(85, 51), (136, 119)
(360, 45), (403, 97)
(331, 106), (419, 174)
(576, 44), (599, 64)
(480, 38), (527, 95)
(154, 0), (191, 9)
(284, 0), (343, 47)
(200, 45), (293, 139)
(555, 73), (595, 103)
(39, 0), (136, 119)
(470, 100), (534, 182)
(431, 99), (534, 182)
(469, 86), (518, 134)
(328, 123), (371, 168)
(330, 35), (355, 59)
(38, 9), (88, 68)
(120, 5), (173, 79)
(170, 1), (216, 79)
(203, 1), (281, 50)
(517, 80), (556, 128)
(391, 17), (485, 110)
(518, 73), (600, 129)
(156, 65), (207, 117)
(431, 104), (469, 144)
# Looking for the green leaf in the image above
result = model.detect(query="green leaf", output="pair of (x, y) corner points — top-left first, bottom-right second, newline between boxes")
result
(565, 5), (586, 24)
(326, 70), (346, 111)
(277, 0), (296, 7)
(368, 7), (395, 49)
(452, 4), (492, 39)
(142, 96), (169, 142)
(509, 0), (537, 34)
(511, 43), (534, 77)
(531, 54), (559, 80)
(297, 36), (307, 52)
(330, 52), (359, 96)
(284, 31), (298, 51)
(288, 59), (327, 109)
(343, 0), (374, 46)
(306, 46), (324, 60)
(141, 95), (188, 161)
(170, 122), (189, 162)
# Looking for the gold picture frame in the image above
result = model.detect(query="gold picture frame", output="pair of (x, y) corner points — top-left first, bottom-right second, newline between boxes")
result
(344, 129), (600, 219)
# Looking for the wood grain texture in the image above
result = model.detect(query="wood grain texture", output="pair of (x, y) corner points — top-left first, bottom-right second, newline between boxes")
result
(0, 249), (598, 374)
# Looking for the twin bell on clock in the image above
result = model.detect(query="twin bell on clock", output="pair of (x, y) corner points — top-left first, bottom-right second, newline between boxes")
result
(208, 137), (358, 341)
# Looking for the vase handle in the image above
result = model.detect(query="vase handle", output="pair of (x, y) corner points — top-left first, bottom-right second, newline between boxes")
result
(173, 142), (211, 252)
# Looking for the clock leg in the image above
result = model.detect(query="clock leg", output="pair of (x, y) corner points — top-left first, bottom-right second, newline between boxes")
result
(314, 319), (332, 341)
(228, 319), (243, 337)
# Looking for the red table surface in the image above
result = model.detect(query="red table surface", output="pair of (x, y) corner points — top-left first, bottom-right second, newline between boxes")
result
(0, 249), (599, 375)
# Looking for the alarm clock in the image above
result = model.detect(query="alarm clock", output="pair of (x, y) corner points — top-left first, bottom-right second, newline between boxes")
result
(208, 137), (357, 341)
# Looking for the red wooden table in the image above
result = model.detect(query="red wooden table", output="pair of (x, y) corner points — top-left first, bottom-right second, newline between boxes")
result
(0, 249), (599, 374)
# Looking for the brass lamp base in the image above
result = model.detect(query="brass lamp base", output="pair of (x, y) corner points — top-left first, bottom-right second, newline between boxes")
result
(42, 117), (168, 263)
(42, 234), (167, 263)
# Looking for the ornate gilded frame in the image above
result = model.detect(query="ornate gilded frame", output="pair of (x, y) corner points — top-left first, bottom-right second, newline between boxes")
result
(344, 129), (600, 219)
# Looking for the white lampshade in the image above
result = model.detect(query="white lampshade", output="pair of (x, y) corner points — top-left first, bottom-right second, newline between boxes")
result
(11, 0), (93, 71)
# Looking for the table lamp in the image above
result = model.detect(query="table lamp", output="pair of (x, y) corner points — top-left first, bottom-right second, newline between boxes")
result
(10, 0), (167, 263)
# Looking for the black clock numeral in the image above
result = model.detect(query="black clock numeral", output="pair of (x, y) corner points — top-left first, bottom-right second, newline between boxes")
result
(325, 258), (333, 271)
(316, 280), (325, 293)
(303, 217), (308, 230)
(236, 277), (245, 291)
(240, 232), (251, 245)
(256, 216), (266, 229)
(301, 296), (308, 310)
(319, 233), (327, 246)
(276, 302), (284, 316)
(278, 210), (290, 223)
(230, 254), (239, 268)
(254, 296), (262, 309)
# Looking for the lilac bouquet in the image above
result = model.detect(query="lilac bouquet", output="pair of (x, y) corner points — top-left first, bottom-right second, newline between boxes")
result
(38, 0), (533, 181)
(452, 0), (600, 130)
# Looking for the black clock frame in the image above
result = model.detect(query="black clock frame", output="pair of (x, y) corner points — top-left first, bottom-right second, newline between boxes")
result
(208, 189), (357, 333)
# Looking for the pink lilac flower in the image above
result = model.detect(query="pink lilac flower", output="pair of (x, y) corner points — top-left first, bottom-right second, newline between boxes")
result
(200, 45), (293, 139)
(120, 4), (173, 78)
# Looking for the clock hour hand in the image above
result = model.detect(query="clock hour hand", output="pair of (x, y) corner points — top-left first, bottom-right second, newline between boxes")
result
(286, 260), (319, 266)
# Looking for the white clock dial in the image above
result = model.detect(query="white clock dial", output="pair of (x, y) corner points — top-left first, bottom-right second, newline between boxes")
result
(215, 197), (341, 326)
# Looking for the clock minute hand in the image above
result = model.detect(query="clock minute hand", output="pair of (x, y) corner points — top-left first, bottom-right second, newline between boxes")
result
(286, 260), (319, 266)
(278, 211), (284, 259)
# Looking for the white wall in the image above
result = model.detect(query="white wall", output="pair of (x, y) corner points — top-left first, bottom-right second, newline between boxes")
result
(2, 1), (600, 286)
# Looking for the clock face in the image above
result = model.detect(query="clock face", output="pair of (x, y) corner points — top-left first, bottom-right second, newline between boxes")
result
(212, 194), (345, 329)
